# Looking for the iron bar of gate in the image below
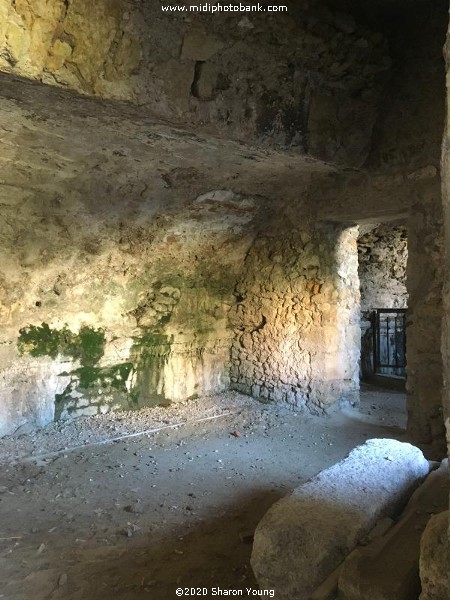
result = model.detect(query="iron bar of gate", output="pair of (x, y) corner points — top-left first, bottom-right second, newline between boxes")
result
(386, 314), (390, 367)
(373, 308), (407, 373)
(372, 311), (378, 374)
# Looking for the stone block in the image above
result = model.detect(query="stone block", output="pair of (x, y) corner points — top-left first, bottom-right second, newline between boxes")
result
(251, 439), (430, 600)
(419, 510), (450, 600)
(338, 459), (449, 600)
(251, 384), (260, 397)
(73, 406), (98, 417)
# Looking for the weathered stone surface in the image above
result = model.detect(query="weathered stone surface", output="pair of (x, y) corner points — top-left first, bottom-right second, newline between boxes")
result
(0, 74), (280, 434)
(419, 511), (450, 600)
(406, 192), (445, 455)
(230, 226), (361, 412)
(0, 356), (71, 436)
(0, 0), (391, 164)
(358, 224), (408, 314)
(338, 459), (449, 600)
(251, 439), (430, 600)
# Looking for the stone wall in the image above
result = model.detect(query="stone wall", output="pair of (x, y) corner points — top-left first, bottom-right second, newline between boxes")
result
(0, 242), (243, 434)
(358, 224), (408, 313)
(231, 224), (360, 412)
(0, 0), (390, 166)
(0, 222), (248, 434)
(406, 190), (445, 455)
(422, 5), (450, 583)
(317, 172), (445, 453)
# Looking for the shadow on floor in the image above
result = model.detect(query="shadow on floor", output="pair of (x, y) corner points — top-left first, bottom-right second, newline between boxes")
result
(2, 488), (284, 600)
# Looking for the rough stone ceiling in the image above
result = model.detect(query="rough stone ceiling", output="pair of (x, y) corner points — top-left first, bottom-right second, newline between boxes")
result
(0, 71), (337, 341)
(0, 72), (335, 210)
(0, 0), (395, 168)
(0, 0), (443, 245)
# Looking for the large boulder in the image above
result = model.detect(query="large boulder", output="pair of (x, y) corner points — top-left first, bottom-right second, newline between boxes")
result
(251, 439), (430, 600)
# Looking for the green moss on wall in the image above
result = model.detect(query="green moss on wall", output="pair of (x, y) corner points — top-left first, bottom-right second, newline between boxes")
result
(69, 327), (106, 366)
(18, 323), (63, 359)
(18, 323), (176, 413)
(16, 265), (235, 418)
(18, 323), (129, 416)
(18, 323), (105, 366)
(134, 331), (172, 353)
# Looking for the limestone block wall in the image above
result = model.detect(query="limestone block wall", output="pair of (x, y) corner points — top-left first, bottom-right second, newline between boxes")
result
(0, 0), (390, 166)
(230, 224), (360, 412)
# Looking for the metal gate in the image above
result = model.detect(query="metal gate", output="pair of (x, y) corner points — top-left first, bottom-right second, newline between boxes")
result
(373, 309), (407, 378)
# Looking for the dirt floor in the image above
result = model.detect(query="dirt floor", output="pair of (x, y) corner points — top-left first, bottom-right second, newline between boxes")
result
(0, 385), (407, 600)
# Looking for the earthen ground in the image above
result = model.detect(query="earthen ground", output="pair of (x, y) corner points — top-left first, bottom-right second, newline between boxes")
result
(0, 385), (406, 600)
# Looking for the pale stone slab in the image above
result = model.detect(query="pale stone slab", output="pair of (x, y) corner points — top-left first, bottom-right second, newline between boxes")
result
(251, 439), (430, 600)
